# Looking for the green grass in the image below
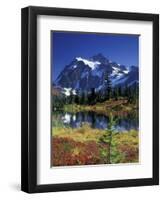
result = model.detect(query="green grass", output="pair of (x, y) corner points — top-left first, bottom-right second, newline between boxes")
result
(52, 123), (105, 142)
(53, 124), (138, 144)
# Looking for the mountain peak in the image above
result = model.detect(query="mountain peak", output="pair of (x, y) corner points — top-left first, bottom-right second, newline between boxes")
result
(90, 53), (109, 64)
(75, 57), (100, 70)
(55, 54), (138, 90)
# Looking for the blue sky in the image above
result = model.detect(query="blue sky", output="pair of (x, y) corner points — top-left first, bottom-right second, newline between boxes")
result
(52, 31), (139, 82)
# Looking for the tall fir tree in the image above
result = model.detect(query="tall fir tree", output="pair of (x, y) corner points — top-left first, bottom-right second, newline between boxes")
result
(104, 71), (112, 100)
(69, 89), (74, 104)
(89, 88), (96, 105)
(74, 89), (79, 104)
(118, 86), (122, 97)
(80, 91), (85, 105)
(113, 87), (118, 101)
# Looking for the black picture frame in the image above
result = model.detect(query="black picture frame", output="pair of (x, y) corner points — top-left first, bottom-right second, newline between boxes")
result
(21, 6), (159, 193)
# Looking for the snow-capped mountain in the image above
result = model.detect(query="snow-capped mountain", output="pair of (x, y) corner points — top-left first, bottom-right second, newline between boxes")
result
(55, 53), (138, 92)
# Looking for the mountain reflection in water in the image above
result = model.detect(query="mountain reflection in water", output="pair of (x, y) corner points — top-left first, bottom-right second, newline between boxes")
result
(53, 111), (138, 132)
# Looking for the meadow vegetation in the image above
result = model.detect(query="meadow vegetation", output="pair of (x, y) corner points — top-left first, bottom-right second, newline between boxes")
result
(52, 123), (138, 166)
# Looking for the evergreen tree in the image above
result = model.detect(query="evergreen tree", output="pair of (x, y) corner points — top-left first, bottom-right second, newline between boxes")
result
(124, 85), (128, 97)
(74, 89), (80, 104)
(80, 91), (85, 105)
(118, 86), (122, 97)
(104, 71), (112, 100)
(99, 113), (118, 164)
(113, 87), (118, 101)
(127, 86), (132, 103)
(84, 91), (88, 105)
(69, 89), (74, 104)
(96, 90), (103, 103)
(52, 95), (65, 111)
(90, 88), (96, 105)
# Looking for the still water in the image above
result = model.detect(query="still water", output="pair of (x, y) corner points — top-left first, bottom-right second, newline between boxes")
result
(53, 111), (138, 132)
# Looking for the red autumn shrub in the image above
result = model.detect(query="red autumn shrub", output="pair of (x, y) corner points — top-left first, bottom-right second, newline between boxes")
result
(52, 137), (105, 166)
(118, 145), (138, 162)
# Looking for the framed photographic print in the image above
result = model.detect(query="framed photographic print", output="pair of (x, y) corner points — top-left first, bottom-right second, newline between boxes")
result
(21, 6), (159, 193)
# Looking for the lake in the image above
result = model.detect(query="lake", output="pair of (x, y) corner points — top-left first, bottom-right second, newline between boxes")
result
(52, 111), (138, 132)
